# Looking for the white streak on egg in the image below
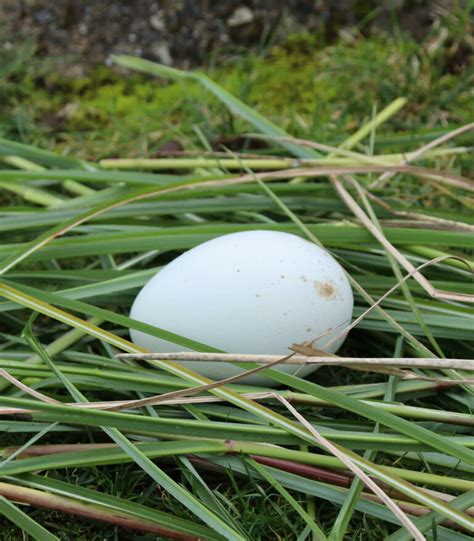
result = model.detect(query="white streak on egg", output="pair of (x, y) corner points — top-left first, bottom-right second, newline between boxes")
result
(130, 230), (353, 386)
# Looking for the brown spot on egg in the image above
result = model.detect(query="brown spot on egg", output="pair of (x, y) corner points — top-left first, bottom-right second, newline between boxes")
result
(314, 280), (340, 300)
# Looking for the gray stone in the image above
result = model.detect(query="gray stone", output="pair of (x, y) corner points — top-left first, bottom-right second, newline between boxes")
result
(227, 6), (255, 27)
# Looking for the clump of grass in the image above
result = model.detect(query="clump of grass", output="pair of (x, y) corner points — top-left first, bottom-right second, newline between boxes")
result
(0, 10), (473, 541)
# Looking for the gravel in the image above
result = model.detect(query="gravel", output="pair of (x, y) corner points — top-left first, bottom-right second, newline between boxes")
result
(0, 0), (457, 76)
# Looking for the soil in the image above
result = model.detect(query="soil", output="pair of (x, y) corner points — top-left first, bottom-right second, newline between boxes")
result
(0, 0), (459, 76)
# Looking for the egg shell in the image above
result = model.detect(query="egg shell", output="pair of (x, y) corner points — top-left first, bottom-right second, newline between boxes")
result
(130, 230), (353, 386)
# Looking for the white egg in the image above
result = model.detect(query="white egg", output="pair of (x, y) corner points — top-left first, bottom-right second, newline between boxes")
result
(130, 230), (353, 386)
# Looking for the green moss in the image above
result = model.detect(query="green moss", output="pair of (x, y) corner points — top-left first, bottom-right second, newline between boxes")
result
(212, 30), (470, 147)
(4, 14), (471, 158)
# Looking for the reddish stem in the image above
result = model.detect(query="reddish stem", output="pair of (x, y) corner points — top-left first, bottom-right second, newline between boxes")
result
(0, 482), (200, 541)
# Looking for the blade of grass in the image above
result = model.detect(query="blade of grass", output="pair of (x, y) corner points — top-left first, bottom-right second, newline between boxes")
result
(0, 494), (59, 541)
(209, 457), (473, 541)
(0, 480), (211, 540)
(177, 456), (247, 538)
(246, 457), (328, 540)
(347, 175), (445, 357)
(11, 473), (222, 539)
(0, 179), (65, 207)
(1, 281), (473, 466)
(272, 393), (425, 541)
(21, 320), (248, 541)
(0, 137), (92, 170)
(337, 98), (407, 151)
(329, 175), (474, 302)
(1, 433), (472, 491)
(0, 422), (59, 470)
(118, 353), (474, 371)
(387, 491), (474, 541)
(329, 338), (404, 541)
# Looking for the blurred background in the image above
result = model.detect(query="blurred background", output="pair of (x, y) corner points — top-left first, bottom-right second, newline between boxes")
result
(1, 0), (472, 158)
(3, 1), (467, 71)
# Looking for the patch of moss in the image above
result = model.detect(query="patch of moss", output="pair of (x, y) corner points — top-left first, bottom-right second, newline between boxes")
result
(213, 30), (470, 147)
(5, 15), (472, 159)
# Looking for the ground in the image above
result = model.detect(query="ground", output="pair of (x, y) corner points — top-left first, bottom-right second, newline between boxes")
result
(1, 0), (459, 74)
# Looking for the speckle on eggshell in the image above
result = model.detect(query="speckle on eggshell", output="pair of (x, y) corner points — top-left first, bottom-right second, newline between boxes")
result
(314, 280), (341, 300)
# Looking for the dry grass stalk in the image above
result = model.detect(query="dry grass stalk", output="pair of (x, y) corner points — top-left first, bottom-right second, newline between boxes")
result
(371, 122), (474, 188)
(272, 393), (426, 541)
(116, 353), (474, 370)
(329, 175), (474, 303)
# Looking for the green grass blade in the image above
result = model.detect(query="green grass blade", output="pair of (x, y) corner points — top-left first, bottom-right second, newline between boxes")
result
(1, 438), (471, 491)
(211, 457), (473, 541)
(1, 280), (473, 467)
(0, 137), (92, 170)
(0, 422), (58, 470)
(0, 168), (186, 185)
(104, 429), (247, 541)
(338, 98), (407, 151)
(387, 491), (474, 541)
(247, 458), (328, 540)
(178, 455), (248, 538)
(21, 322), (247, 541)
(1, 284), (473, 531)
(7, 473), (222, 540)
(1, 224), (471, 268)
(0, 495), (59, 541)
(6, 279), (220, 352)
